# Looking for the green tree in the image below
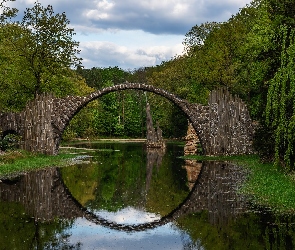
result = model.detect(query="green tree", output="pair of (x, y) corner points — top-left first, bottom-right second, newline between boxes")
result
(19, 2), (82, 95)
(77, 66), (130, 88)
(78, 67), (148, 138)
(183, 21), (220, 54)
(237, 0), (295, 168)
(265, 20), (295, 168)
(0, 1), (84, 111)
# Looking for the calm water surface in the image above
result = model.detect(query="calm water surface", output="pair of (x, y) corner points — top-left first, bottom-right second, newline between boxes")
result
(1, 142), (295, 249)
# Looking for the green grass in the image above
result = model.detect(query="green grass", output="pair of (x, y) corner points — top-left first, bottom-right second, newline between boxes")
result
(0, 150), (76, 177)
(183, 154), (295, 214)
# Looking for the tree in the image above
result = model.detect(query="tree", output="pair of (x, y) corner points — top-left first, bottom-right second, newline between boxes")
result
(77, 66), (130, 89)
(0, 0), (18, 22)
(236, 0), (295, 168)
(183, 21), (220, 54)
(20, 2), (82, 95)
(0, 1), (84, 111)
(262, 0), (295, 169)
(265, 26), (295, 168)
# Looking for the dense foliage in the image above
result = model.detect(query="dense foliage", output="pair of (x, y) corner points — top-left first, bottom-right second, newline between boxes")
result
(0, 1), (91, 111)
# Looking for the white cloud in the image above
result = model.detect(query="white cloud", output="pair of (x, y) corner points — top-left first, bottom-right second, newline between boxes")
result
(80, 40), (183, 69)
(84, 0), (114, 20)
(172, 3), (189, 17)
(8, 0), (253, 68)
(17, 0), (36, 3)
(85, 9), (109, 20)
(9, 0), (253, 34)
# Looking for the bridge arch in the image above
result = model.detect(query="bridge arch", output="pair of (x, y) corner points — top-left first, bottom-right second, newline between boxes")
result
(0, 83), (254, 155)
(51, 83), (206, 153)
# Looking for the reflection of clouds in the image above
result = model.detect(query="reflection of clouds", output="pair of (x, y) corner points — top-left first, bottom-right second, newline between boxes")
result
(96, 206), (161, 225)
(69, 216), (192, 250)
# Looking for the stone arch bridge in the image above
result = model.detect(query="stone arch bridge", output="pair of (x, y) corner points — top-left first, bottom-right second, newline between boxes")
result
(0, 83), (253, 155)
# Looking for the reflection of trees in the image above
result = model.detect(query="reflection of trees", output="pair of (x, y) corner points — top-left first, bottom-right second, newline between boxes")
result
(0, 168), (81, 249)
(78, 148), (147, 211)
(144, 146), (189, 216)
(1, 160), (295, 249)
(177, 194), (295, 249)
(0, 161), (247, 231)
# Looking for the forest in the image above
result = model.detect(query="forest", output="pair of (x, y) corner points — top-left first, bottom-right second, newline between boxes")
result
(1, 0), (295, 170)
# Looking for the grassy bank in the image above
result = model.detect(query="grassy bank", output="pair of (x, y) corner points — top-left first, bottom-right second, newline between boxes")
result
(183, 154), (295, 214)
(0, 150), (76, 177)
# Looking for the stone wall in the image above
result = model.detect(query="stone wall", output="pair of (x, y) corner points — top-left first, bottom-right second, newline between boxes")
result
(207, 88), (254, 155)
(186, 88), (254, 155)
(0, 94), (56, 154)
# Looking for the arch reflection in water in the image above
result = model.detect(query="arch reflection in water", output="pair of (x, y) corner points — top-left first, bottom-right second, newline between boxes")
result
(0, 160), (246, 229)
(1, 143), (295, 249)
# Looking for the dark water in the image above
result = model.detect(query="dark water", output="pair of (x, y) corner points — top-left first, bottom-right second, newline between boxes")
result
(1, 142), (295, 250)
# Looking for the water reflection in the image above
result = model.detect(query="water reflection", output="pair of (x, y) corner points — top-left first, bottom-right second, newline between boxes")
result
(1, 143), (295, 249)
(182, 161), (247, 226)
(0, 161), (246, 227)
(145, 147), (165, 192)
(182, 160), (202, 190)
(0, 168), (84, 221)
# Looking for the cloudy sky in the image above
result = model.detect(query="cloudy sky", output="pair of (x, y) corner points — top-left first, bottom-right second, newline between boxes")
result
(8, 0), (252, 70)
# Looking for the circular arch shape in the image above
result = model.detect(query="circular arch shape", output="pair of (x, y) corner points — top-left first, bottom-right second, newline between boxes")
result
(53, 83), (206, 154)
(57, 165), (204, 232)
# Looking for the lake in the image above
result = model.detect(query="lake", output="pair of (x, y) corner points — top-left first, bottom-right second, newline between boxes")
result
(1, 141), (295, 249)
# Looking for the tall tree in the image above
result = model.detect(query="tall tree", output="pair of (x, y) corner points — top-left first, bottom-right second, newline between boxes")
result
(237, 0), (295, 168)
(262, 0), (295, 169)
(0, 1), (85, 111)
(20, 2), (82, 95)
